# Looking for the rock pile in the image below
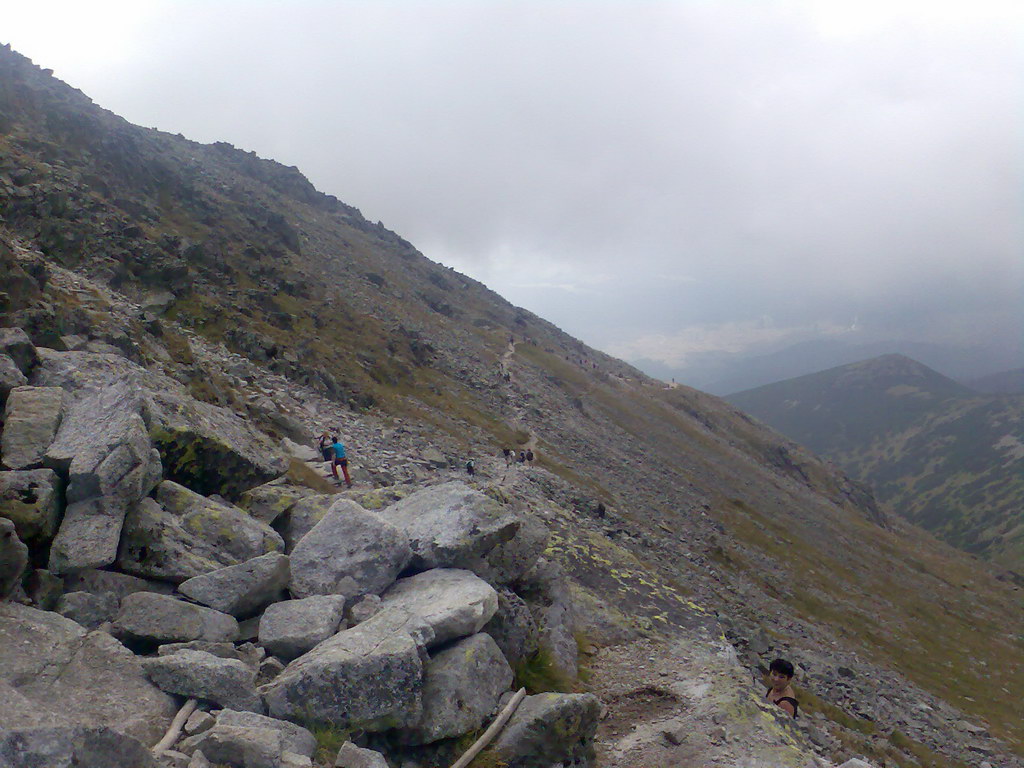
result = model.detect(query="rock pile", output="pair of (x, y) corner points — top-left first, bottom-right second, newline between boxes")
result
(0, 334), (600, 768)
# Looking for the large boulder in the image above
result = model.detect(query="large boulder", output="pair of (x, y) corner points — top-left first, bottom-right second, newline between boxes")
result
(56, 591), (120, 630)
(288, 499), (411, 599)
(112, 592), (238, 646)
(0, 602), (177, 745)
(178, 553), (290, 618)
(0, 726), (157, 768)
(44, 382), (162, 573)
(381, 481), (546, 583)
(0, 468), (62, 544)
(238, 481), (315, 525)
(401, 633), (513, 745)
(142, 650), (262, 712)
(258, 594), (347, 661)
(378, 568), (498, 649)
(179, 710), (316, 761)
(32, 349), (286, 500)
(1, 386), (65, 471)
(0, 518), (28, 599)
(62, 567), (173, 601)
(262, 609), (426, 730)
(0, 327), (37, 374)
(275, 494), (333, 551)
(483, 587), (540, 668)
(117, 481), (284, 583)
(0, 353), (27, 406)
(486, 692), (601, 768)
(518, 559), (579, 681)
(334, 742), (389, 768)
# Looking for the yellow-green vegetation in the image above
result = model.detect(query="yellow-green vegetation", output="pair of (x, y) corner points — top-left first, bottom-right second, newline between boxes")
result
(285, 457), (341, 494)
(514, 646), (578, 694)
(794, 684), (875, 735)
(307, 722), (349, 766)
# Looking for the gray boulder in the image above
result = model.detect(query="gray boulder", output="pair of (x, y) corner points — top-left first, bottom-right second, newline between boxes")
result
(238, 481), (314, 525)
(0, 468), (62, 544)
(112, 592), (238, 646)
(378, 568), (498, 648)
(63, 567), (173, 601)
(258, 594), (347, 661)
(289, 499), (411, 599)
(519, 559), (579, 681)
(382, 481), (546, 583)
(487, 692), (601, 768)
(0, 602), (177, 745)
(276, 494), (333, 551)
(56, 590), (119, 629)
(45, 382), (162, 573)
(143, 650), (262, 712)
(24, 568), (62, 609)
(32, 349), (287, 500)
(0, 353), (27, 406)
(0, 725), (157, 768)
(262, 609), (425, 730)
(178, 553), (290, 618)
(1, 386), (65, 471)
(117, 482), (284, 583)
(402, 633), (513, 745)
(187, 710), (316, 758)
(483, 587), (540, 667)
(334, 742), (390, 768)
(0, 327), (37, 374)
(0, 518), (27, 599)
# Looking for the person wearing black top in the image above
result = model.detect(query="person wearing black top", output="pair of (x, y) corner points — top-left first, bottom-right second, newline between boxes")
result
(765, 658), (799, 718)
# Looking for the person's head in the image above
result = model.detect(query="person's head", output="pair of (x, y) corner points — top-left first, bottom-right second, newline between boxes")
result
(332, 435), (339, 443)
(768, 658), (795, 690)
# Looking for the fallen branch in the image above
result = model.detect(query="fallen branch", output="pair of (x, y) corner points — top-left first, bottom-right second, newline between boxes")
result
(450, 687), (527, 768)
(152, 697), (198, 755)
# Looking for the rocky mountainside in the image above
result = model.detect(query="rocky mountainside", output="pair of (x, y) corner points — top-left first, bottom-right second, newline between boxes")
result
(727, 354), (1024, 569)
(1, 44), (1022, 768)
(966, 368), (1024, 395)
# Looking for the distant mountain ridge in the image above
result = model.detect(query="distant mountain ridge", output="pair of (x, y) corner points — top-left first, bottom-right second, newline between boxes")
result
(728, 354), (1024, 568)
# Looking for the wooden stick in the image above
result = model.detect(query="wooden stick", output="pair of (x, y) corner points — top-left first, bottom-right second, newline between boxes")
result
(152, 697), (198, 755)
(450, 687), (527, 768)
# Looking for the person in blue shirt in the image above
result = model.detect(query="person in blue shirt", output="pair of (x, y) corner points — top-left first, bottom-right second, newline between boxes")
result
(329, 435), (352, 488)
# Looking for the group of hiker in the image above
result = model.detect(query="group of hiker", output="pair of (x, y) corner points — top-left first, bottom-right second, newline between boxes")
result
(317, 431), (352, 488)
(503, 447), (533, 465)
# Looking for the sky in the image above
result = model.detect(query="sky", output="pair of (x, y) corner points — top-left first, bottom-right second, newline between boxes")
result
(3, 0), (1022, 386)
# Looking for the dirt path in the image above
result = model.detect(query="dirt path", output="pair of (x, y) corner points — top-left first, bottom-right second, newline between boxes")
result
(588, 636), (825, 768)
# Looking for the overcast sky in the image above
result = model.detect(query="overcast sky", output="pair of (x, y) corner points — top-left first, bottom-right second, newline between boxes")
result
(4, 1), (1022, 382)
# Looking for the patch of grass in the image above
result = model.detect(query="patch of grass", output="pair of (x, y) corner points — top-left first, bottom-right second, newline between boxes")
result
(513, 647), (577, 694)
(307, 722), (349, 766)
(794, 684), (875, 735)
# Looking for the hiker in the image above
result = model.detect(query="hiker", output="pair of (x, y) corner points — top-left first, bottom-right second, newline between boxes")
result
(329, 435), (352, 488)
(317, 430), (332, 462)
(765, 658), (799, 718)
(502, 447), (512, 466)
(518, 451), (526, 464)
(466, 459), (475, 476)
(526, 449), (534, 462)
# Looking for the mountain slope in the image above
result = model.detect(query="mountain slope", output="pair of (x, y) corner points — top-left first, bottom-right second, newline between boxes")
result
(2, 45), (1022, 766)
(728, 354), (1024, 568)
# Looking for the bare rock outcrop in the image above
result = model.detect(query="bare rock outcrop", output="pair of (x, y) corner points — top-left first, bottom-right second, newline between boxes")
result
(1, 385), (65, 471)
(143, 649), (263, 713)
(178, 552), (290, 619)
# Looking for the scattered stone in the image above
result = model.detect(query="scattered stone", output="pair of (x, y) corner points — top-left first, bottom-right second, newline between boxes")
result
(178, 552), (290, 618)
(188, 752), (211, 768)
(0, 327), (37, 374)
(0, 518), (28, 599)
(837, 760), (874, 768)
(0, 467), (62, 543)
(346, 593), (382, 625)
(0, 602), (177, 744)
(0, 725), (157, 768)
(402, 632), (513, 745)
(0, 353), (27, 405)
(157, 641), (239, 659)
(482, 587), (540, 667)
(262, 609), (425, 730)
(238, 480), (314, 524)
(214, 710), (316, 758)
(487, 692), (601, 768)
(112, 592), (238, 646)
(184, 710), (215, 736)
(24, 567), (63, 609)
(259, 594), (347, 661)
(159, 749), (192, 768)
(56, 590), (119, 629)
(178, 724), (282, 767)
(379, 568), (498, 649)
(382, 481), (546, 583)
(257, 656), (286, 686)
(289, 499), (411, 599)
(334, 741), (390, 768)
(1, 386), (65, 470)
(143, 650), (263, 712)
(238, 615), (261, 642)
(117, 482), (284, 583)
